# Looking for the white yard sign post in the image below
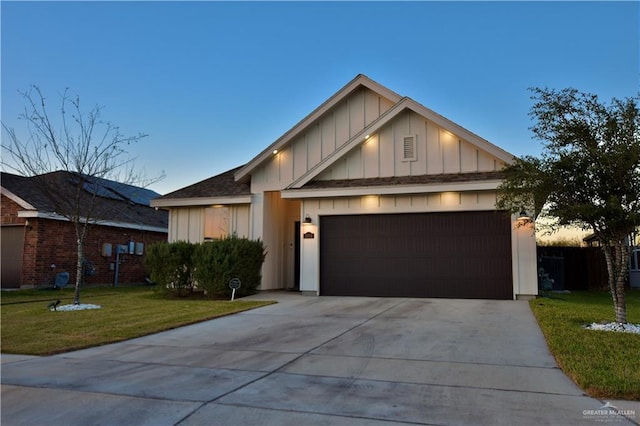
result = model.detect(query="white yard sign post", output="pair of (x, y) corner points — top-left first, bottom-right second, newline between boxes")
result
(229, 278), (241, 301)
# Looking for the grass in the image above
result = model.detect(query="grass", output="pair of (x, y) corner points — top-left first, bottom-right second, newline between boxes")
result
(529, 289), (640, 400)
(1, 286), (275, 356)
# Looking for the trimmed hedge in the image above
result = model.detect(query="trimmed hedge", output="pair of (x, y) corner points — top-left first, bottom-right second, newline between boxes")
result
(145, 237), (266, 298)
(144, 241), (196, 296)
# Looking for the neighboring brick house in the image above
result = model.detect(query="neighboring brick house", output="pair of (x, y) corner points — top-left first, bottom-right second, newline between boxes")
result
(1, 171), (168, 289)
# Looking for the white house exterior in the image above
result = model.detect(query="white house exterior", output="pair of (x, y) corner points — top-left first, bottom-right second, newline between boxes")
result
(151, 75), (538, 300)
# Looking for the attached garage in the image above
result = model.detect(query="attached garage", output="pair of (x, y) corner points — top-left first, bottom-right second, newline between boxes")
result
(320, 211), (513, 299)
(154, 75), (539, 299)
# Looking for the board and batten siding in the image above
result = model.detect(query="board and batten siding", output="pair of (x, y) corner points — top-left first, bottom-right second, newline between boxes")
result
(318, 110), (504, 181)
(167, 205), (251, 243)
(251, 87), (396, 192)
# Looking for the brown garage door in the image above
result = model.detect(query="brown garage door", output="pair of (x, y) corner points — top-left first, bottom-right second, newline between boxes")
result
(320, 211), (513, 299)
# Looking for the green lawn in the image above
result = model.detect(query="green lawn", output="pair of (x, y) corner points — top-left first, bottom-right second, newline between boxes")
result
(1, 286), (274, 356)
(529, 290), (640, 400)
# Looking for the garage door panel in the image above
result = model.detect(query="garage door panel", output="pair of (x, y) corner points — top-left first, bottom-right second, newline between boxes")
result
(320, 211), (512, 299)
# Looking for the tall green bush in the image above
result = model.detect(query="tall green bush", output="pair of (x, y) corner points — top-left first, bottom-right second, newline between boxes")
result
(144, 241), (197, 296)
(193, 236), (266, 298)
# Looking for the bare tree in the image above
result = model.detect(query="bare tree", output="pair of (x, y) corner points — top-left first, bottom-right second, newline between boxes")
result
(2, 86), (162, 304)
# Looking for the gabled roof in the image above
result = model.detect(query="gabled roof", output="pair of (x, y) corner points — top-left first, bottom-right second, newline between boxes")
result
(234, 74), (403, 183)
(1, 171), (168, 231)
(236, 74), (514, 186)
(287, 97), (513, 189)
(151, 165), (251, 207)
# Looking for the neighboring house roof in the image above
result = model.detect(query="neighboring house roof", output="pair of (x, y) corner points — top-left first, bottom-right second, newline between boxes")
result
(1, 171), (168, 232)
(151, 166), (251, 207)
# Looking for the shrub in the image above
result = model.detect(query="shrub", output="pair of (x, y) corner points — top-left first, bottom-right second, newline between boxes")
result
(193, 236), (266, 298)
(144, 241), (197, 296)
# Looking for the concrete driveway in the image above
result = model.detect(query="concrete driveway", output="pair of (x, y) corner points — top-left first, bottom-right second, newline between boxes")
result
(1, 292), (637, 425)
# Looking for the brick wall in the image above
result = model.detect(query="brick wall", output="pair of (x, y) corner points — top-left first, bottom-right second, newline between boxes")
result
(1, 196), (168, 288)
(22, 218), (167, 287)
(1, 194), (27, 225)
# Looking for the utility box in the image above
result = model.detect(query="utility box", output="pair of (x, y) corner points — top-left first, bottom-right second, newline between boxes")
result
(135, 242), (144, 255)
(101, 243), (112, 257)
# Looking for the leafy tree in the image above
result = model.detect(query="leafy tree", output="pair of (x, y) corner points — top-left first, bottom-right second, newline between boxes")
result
(498, 88), (640, 324)
(2, 86), (161, 304)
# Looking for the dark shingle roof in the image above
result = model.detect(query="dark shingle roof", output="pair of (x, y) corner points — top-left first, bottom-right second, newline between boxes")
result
(158, 165), (250, 199)
(300, 171), (505, 189)
(1, 171), (168, 230)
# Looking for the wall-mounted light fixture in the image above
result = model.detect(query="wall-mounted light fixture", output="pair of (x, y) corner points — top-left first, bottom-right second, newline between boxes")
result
(516, 209), (533, 226)
(273, 149), (278, 155)
(303, 214), (312, 224)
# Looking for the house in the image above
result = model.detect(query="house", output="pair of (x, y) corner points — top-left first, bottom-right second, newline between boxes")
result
(1, 171), (168, 289)
(151, 74), (538, 300)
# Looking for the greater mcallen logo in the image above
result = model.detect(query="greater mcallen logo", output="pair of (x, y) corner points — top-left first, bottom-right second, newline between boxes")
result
(583, 402), (637, 422)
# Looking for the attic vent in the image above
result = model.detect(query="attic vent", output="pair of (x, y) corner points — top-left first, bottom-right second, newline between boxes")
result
(402, 135), (417, 162)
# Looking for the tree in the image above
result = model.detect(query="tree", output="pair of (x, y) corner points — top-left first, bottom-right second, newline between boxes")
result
(2, 86), (161, 304)
(498, 87), (640, 323)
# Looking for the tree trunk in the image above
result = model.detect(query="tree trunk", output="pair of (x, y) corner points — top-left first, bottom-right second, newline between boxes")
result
(602, 240), (628, 324)
(74, 238), (83, 305)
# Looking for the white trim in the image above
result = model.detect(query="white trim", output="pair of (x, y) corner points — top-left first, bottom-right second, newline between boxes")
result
(405, 98), (514, 163)
(151, 196), (252, 208)
(235, 74), (403, 182)
(0, 187), (36, 210)
(288, 98), (411, 189)
(281, 180), (503, 199)
(286, 97), (513, 190)
(17, 211), (168, 233)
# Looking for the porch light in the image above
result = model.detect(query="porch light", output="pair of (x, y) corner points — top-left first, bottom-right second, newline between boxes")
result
(516, 210), (533, 226)
(273, 149), (278, 155)
(303, 214), (312, 224)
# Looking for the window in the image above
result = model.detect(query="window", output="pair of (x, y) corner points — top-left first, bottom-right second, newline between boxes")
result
(402, 135), (417, 162)
(204, 206), (229, 241)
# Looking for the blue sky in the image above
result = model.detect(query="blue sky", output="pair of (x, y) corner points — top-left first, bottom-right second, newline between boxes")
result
(2, 1), (638, 194)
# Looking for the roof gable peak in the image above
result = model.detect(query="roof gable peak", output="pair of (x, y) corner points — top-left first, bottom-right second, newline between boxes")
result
(235, 74), (403, 182)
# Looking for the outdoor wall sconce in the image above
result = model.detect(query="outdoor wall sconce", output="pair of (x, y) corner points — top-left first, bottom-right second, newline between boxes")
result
(303, 214), (312, 224)
(516, 210), (533, 225)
